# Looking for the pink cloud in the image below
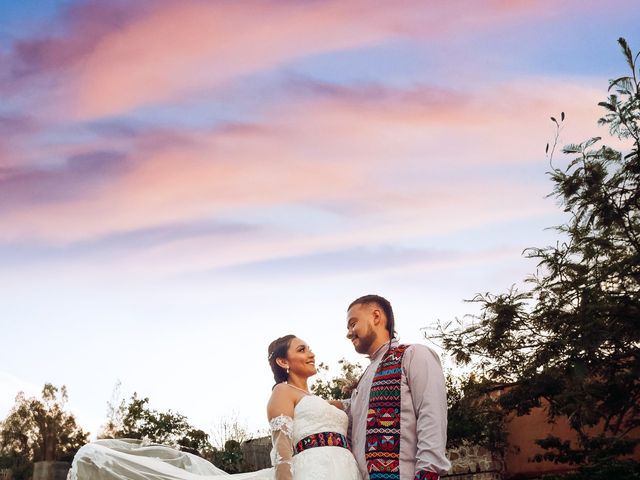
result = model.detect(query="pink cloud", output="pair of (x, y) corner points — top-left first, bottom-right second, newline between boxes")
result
(251, 76), (606, 169)
(2, 0), (625, 153)
(0, 76), (607, 251)
(2, 0), (576, 120)
(59, 178), (546, 280)
(68, 0), (400, 118)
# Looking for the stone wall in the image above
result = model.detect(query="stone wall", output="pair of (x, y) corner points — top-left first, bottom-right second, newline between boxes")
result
(445, 444), (503, 478)
(32, 461), (71, 480)
(444, 474), (501, 480)
(241, 436), (272, 471)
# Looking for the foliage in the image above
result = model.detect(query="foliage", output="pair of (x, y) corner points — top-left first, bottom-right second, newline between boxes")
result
(99, 390), (213, 458)
(311, 359), (363, 400)
(541, 459), (640, 480)
(445, 373), (506, 451)
(434, 38), (640, 477)
(210, 440), (244, 474)
(0, 384), (89, 480)
(0, 447), (32, 480)
(208, 411), (251, 473)
(99, 385), (253, 473)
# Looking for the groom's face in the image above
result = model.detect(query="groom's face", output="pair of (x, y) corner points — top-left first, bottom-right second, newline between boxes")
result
(346, 304), (377, 355)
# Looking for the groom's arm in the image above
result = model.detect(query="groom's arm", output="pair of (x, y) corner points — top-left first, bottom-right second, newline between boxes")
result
(405, 344), (451, 478)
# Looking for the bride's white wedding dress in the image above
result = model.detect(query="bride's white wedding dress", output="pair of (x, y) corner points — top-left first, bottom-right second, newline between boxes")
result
(68, 395), (362, 480)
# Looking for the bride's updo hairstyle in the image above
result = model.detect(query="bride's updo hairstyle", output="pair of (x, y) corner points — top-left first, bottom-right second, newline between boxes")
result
(268, 334), (296, 384)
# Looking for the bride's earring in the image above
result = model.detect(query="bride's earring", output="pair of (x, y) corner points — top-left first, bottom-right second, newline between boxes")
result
(286, 367), (290, 375)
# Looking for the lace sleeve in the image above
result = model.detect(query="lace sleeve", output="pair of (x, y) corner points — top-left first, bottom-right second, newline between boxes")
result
(269, 415), (294, 480)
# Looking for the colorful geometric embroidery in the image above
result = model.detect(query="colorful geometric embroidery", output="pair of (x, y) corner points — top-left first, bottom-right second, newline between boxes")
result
(365, 344), (409, 480)
(414, 470), (440, 480)
(294, 431), (349, 454)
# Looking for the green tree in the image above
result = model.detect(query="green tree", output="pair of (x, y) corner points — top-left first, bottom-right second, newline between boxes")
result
(210, 440), (244, 474)
(100, 385), (259, 473)
(208, 412), (251, 473)
(100, 391), (213, 458)
(445, 373), (506, 451)
(436, 38), (640, 479)
(0, 384), (89, 480)
(311, 359), (363, 400)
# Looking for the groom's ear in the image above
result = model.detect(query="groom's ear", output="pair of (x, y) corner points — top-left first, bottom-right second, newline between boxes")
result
(372, 308), (382, 326)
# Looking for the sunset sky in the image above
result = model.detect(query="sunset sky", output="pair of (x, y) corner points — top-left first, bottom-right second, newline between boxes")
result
(2, 0), (639, 440)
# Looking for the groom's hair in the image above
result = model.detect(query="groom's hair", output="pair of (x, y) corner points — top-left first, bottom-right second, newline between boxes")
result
(348, 294), (396, 339)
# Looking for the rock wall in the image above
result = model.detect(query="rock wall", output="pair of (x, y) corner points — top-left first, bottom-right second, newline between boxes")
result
(241, 436), (272, 471)
(445, 444), (503, 478)
(444, 474), (501, 480)
(32, 461), (70, 480)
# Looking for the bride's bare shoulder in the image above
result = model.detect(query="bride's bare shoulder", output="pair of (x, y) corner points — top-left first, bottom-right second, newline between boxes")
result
(271, 382), (291, 395)
(267, 383), (295, 420)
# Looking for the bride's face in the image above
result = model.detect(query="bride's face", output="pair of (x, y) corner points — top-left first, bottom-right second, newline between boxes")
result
(286, 338), (317, 378)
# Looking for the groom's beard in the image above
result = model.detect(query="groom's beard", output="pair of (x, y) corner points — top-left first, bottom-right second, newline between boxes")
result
(353, 328), (377, 354)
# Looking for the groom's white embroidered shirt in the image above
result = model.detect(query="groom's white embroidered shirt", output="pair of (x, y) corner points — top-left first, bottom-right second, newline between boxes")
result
(346, 340), (451, 479)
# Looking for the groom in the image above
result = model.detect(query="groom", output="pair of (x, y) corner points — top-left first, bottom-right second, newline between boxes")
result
(345, 295), (450, 480)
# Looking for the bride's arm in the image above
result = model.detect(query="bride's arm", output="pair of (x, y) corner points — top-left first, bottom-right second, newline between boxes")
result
(267, 385), (296, 480)
(328, 400), (345, 410)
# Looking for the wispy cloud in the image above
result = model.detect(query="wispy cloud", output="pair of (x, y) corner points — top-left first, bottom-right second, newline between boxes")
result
(0, 0), (623, 275)
(1, 0), (574, 120)
(204, 243), (523, 280)
(0, 76), (602, 249)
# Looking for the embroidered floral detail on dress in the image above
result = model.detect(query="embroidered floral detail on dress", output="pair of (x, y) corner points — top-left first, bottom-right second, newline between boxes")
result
(270, 415), (294, 480)
(294, 431), (349, 454)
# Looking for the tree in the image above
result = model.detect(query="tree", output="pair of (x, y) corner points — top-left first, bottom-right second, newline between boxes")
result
(208, 411), (251, 473)
(210, 411), (250, 450)
(210, 440), (244, 474)
(445, 373), (506, 451)
(0, 384), (89, 480)
(436, 38), (640, 479)
(99, 386), (261, 473)
(311, 359), (363, 400)
(99, 390), (213, 458)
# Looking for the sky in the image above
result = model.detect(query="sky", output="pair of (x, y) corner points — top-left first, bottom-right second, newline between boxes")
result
(1, 0), (639, 441)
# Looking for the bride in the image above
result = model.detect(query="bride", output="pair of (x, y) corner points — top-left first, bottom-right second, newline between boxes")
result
(68, 335), (362, 480)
